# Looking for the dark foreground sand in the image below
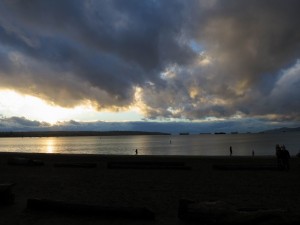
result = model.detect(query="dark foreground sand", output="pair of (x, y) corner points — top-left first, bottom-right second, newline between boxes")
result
(0, 152), (300, 225)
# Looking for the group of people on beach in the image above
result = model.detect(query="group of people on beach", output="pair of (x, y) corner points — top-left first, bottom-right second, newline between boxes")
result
(275, 144), (290, 171)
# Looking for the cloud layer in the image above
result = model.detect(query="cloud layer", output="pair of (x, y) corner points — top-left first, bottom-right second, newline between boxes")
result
(1, 116), (298, 134)
(0, 0), (300, 122)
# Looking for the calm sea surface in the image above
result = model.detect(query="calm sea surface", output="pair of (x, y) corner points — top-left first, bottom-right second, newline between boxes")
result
(0, 133), (300, 156)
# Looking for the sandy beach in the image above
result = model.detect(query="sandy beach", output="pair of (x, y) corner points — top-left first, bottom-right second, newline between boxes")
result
(1, 152), (300, 225)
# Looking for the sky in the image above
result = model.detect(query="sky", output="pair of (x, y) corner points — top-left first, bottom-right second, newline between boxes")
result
(0, 0), (300, 134)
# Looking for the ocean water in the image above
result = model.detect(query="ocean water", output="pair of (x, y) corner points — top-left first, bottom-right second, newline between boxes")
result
(0, 133), (300, 156)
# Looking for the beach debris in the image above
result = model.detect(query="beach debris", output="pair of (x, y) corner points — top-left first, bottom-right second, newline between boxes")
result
(26, 198), (155, 220)
(53, 162), (97, 168)
(107, 161), (191, 170)
(0, 183), (15, 206)
(178, 199), (292, 224)
(7, 157), (44, 166)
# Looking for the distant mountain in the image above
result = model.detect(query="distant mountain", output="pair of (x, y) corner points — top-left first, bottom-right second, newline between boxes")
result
(262, 127), (300, 133)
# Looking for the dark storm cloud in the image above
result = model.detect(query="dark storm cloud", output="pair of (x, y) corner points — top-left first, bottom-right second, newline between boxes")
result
(0, 0), (299, 122)
(0, 0), (194, 108)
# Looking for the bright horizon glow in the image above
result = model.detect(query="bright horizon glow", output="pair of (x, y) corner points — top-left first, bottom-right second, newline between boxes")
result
(0, 90), (143, 124)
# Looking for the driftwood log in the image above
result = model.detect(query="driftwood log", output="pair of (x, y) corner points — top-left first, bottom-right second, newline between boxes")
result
(7, 157), (44, 166)
(107, 161), (191, 170)
(213, 164), (280, 171)
(53, 162), (97, 168)
(27, 198), (155, 220)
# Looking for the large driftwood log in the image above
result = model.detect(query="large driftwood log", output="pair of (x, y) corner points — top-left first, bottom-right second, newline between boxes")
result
(178, 199), (296, 224)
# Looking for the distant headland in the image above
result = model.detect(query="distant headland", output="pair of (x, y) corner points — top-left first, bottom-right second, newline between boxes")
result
(261, 127), (300, 133)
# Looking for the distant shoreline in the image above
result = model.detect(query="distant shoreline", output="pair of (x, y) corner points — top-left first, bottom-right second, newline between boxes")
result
(0, 131), (170, 138)
(1, 130), (300, 138)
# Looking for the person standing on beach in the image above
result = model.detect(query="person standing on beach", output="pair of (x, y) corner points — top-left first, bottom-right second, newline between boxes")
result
(276, 144), (283, 169)
(281, 145), (290, 171)
(230, 146), (232, 156)
(135, 149), (138, 155)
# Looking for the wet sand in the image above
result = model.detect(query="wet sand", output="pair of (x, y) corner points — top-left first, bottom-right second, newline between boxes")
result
(0, 152), (300, 224)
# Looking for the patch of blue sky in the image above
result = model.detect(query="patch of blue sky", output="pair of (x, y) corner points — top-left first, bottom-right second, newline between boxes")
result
(189, 39), (205, 53)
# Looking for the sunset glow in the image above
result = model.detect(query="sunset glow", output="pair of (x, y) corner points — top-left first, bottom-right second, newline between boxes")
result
(0, 90), (85, 124)
(0, 90), (142, 124)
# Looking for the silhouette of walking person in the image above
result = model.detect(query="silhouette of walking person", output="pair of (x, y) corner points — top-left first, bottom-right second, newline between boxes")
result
(135, 149), (138, 155)
(230, 146), (232, 156)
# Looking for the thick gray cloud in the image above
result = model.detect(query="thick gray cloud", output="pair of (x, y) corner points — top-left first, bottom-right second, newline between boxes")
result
(0, 116), (50, 130)
(140, 0), (300, 121)
(0, 0), (299, 122)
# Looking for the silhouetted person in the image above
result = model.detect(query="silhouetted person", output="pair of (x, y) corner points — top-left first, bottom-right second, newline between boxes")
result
(135, 149), (138, 155)
(275, 144), (283, 169)
(281, 145), (290, 171)
(230, 146), (232, 156)
(252, 150), (255, 157)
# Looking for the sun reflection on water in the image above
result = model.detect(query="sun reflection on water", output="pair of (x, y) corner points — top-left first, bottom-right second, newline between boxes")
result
(45, 138), (56, 153)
